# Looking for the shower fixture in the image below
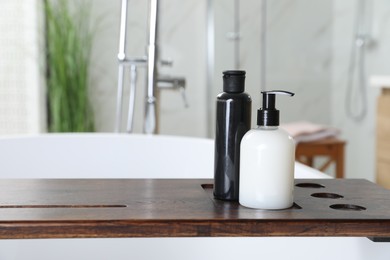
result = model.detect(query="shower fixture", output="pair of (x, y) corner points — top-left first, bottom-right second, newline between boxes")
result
(115, 0), (187, 134)
(345, 0), (374, 122)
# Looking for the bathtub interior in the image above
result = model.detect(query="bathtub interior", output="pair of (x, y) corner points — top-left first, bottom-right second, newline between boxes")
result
(0, 134), (388, 260)
(0, 133), (328, 179)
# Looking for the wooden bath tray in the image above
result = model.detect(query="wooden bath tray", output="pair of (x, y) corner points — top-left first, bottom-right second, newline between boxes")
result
(0, 179), (389, 240)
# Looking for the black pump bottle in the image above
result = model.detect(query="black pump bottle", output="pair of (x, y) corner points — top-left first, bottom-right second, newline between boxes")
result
(214, 70), (252, 201)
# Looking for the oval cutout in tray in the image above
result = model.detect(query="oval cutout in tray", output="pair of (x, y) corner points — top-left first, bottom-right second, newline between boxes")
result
(311, 192), (344, 199)
(296, 183), (325, 188)
(330, 204), (366, 211)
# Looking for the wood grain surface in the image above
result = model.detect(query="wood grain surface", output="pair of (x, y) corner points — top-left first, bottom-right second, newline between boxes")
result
(0, 179), (389, 239)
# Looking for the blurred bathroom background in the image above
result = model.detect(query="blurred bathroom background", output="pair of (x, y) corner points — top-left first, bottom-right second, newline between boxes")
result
(1, 0), (390, 182)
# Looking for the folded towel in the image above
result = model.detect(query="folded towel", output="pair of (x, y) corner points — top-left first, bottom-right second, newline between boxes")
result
(280, 121), (340, 143)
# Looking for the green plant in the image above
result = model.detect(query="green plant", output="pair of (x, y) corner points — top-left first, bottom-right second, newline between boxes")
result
(44, 0), (95, 132)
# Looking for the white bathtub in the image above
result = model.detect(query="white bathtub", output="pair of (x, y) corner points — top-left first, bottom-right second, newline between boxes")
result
(0, 133), (326, 179)
(0, 134), (388, 260)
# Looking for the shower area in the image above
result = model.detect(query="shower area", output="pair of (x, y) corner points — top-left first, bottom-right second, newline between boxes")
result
(85, 0), (389, 181)
(203, 0), (387, 183)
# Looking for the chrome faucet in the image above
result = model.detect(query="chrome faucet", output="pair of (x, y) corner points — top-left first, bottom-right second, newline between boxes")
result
(115, 0), (147, 133)
(144, 0), (159, 134)
(115, 0), (187, 134)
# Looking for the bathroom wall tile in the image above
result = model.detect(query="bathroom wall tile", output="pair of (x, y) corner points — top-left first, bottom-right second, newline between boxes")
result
(265, 0), (332, 124)
(239, 0), (263, 126)
(158, 0), (208, 137)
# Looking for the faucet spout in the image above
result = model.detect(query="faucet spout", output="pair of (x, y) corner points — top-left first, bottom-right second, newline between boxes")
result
(158, 76), (188, 107)
(157, 76), (185, 89)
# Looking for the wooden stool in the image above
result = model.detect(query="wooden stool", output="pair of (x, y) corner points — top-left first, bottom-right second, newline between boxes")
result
(295, 137), (346, 178)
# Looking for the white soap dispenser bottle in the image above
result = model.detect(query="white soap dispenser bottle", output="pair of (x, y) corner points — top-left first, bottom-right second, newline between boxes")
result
(239, 90), (295, 210)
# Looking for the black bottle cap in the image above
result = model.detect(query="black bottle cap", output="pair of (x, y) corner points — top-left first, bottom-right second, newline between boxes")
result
(223, 70), (246, 93)
(257, 90), (295, 126)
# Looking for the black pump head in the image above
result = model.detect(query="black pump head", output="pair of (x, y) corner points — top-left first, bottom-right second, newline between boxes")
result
(223, 70), (246, 93)
(257, 90), (295, 126)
